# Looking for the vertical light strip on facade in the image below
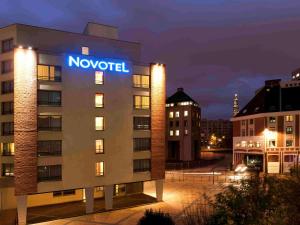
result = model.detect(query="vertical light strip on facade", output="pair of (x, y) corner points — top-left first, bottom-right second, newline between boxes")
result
(14, 48), (38, 195)
(150, 63), (166, 179)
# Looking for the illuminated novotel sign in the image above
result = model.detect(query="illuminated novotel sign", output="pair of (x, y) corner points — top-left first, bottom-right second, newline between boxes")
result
(67, 55), (131, 73)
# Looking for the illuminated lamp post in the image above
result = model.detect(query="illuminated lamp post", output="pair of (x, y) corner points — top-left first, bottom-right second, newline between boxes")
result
(263, 128), (270, 173)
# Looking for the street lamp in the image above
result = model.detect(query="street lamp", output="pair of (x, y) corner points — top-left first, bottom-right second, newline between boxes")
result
(263, 128), (269, 173)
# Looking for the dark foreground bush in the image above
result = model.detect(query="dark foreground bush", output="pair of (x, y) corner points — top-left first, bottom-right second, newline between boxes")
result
(138, 209), (175, 225)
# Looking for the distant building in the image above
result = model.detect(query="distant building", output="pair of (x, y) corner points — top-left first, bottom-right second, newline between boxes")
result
(166, 88), (201, 161)
(200, 119), (232, 149)
(232, 74), (300, 174)
(233, 93), (239, 116)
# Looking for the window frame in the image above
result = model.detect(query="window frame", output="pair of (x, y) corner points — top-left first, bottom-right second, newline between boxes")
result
(1, 38), (13, 53)
(95, 139), (104, 154)
(134, 95), (150, 109)
(1, 60), (13, 74)
(37, 64), (62, 82)
(132, 74), (150, 88)
(38, 90), (61, 106)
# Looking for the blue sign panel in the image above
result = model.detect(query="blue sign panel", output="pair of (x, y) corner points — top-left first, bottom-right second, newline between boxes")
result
(67, 54), (131, 74)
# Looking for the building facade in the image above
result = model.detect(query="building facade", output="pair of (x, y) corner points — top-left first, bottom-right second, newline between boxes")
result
(166, 88), (201, 161)
(200, 119), (232, 149)
(232, 78), (300, 174)
(0, 23), (166, 224)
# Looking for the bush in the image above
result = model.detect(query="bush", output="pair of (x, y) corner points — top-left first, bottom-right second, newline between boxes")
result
(138, 209), (175, 225)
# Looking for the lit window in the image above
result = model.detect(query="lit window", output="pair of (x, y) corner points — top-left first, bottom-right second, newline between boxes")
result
(285, 115), (293, 122)
(241, 141), (247, 147)
(95, 117), (104, 130)
(95, 139), (104, 154)
(184, 129), (188, 135)
(286, 127), (293, 134)
(95, 162), (104, 176)
(175, 111), (180, 118)
(175, 130), (179, 136)
(95, 93), (104, 108)
(134, 96), (150, 109)
(184, 111), (188, 117)
(169, 112), (174, 118)
(95, 71), (104, 84)
(82, 47), (89, 55)
(268, 140), (276, 147)
(286, 140), (293, 147)
(1, 143), (14, 156)
(170, 130), (174, 136)
(269, 117), (276, 123)
(133, 75), (149, 88)
(37, 65), (61, 82)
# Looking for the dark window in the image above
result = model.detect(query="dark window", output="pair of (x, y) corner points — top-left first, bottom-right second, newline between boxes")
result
(286, 127), (293, 134)
(133, 117), (150, 130)
(38, 165), (62, 182)
(38, 90), (61, 106)
(249, 128), (254, 136)
(37, 140), (62, 156)
(2, 163), (14, 176)
(1, 101), (13, 115)
(175, 121), (179, 127)
(1, 60), (13, 74)
(1, 122), (13, 136)
(37, 65), (61, 82)
(286, 140), (293, 147)
(184, 120), (188, 127)
(249, 119), (254, 125)
(133, 138), (151, 151)
(169, 121), (173, 127)
(133, 159), (151, 172)
(38, 115), (62, 131)
(53, 189), (75, 197)
(1, 39), (13, 53)
(1, 143), (14, 156)
(1, 80), (13, 94)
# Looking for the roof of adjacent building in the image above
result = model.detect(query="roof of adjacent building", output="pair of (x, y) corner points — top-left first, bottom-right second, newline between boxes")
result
(166, 88), (198, 104)
(235, 79), (300, 117)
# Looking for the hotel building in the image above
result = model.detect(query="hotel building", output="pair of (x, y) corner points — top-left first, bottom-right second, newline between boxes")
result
(0, 23), (166, 224)
(166, 88), (201, 161)
(232, 77), (300, 174)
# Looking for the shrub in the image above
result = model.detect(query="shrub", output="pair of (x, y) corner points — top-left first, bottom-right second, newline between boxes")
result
(138, 209), (175, 225)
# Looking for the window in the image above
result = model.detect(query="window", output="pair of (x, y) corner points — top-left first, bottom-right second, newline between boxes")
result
(38, 165), (62, 182)
(95, 93), (104, 108)
(286, 140), (293, 147)
(1, 38), (13, 53)
(95, 71), (104, 84)
(1, 122), (13, 136)
(1, 101), (13, 115)
(95, 117), (104, 130)
(1, 80), (13, 94)
(38, 115), (62, 131)
(134, 96), (150, 109)
(96, 139), (104, 154)
(1, 143), (14, 156)
(133, 159), (150, 172)
(241, 129), (246, 136)
(38, 90), (61, 106)
(169, 112), (174, 118)
(1, 60), (13, 74)
(170, 130), (174, 136)
(82, 47), (89, 55)
(37, 65), (61, 82)
(286, 127), (293, 134)
(184, 129), (188, 135)
(133, 75), (149, 88)
(268, 140), (276, 148)
(184, 120), (188, 127)
(175, 130), (179, 136)
(249, 119), (254, 125)
(53, 189), (75, 197)
(284, 155), (296, 162)
(175, 121), (179, 127)
(184, 110), (188, 117)
(241, 120), (246, 126)
(285, 115), (293, 122)
(37, 140), (62, 156)
(134, 117), (150, 130)
(169, 121), (173, 127)
(96, 162), (104, 176)
(133, 138), (150, 151)
(175, 111), (180, 118)
(2, 163), (14, 176)
(269, 117), (276, 123)
(249, 128), (254, 136)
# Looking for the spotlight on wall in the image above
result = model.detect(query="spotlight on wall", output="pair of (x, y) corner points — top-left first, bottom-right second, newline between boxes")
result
(18, 45), (23, 49)
(28, 46), (33, 50)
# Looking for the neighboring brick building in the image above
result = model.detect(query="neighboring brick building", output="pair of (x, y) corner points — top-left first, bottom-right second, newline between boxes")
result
(166, 88), (201, 161)
(232, 77), (300, 174)
(0, 22), (166, 224)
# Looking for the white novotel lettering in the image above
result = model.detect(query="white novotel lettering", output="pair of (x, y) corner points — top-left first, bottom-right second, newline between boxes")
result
(68, 55), (130, 73)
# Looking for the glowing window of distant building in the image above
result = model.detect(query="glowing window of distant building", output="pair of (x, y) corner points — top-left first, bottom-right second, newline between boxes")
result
(285, 115), (293, 122)
(95, 117), (104, 131)
(269, 117), (276, 123)
(169, 112), (174, 118)
(184, 110), (188, 117)
(175, 111), (180, 118)
(95, 71), (104, 84)
(95, 162), (104, 176)
(82, 47), (89, 55)
(184, 129), (188, 135)
(175, 130), (179, 136)
(170, 130), (174, 136)
(95, 93), (104, 108)
(95, 139), (104, 154)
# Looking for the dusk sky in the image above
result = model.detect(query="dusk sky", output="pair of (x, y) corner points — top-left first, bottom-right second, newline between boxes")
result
(2, 0), (300, 119)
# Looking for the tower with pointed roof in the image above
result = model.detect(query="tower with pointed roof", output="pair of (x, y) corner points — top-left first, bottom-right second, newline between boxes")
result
(233, 93), (239, 117)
